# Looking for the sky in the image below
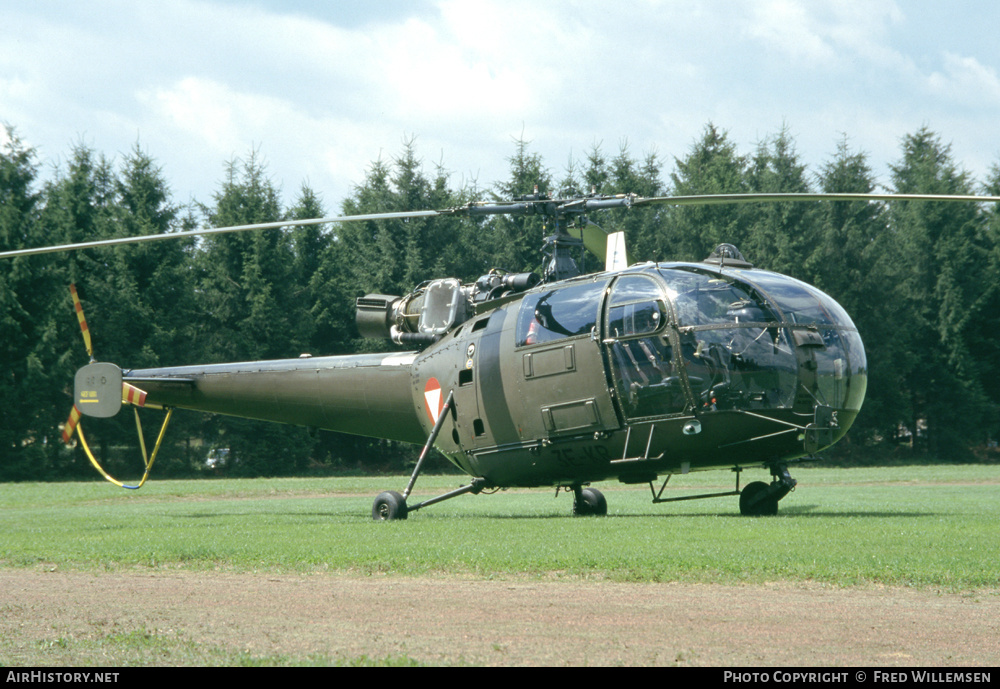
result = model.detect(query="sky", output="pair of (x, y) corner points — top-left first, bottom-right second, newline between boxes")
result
(2, 0), (1000, 214)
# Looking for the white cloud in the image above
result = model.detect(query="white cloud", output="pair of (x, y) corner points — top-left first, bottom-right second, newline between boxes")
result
(366, 15), (534, 124)
(926, 53), (1000, 107)
(139, 78), (245, 153)
(745, 0), (838, 64)
(744, 0), (907, 70)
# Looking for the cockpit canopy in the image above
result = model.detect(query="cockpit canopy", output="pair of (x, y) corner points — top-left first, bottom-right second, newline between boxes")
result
(514, 263), (867, 421)
(614, 264), (867, 419)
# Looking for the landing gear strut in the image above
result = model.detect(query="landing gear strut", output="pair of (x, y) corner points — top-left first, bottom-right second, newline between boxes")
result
(371, 390), (491, 521)
(372, 479), (488, 521)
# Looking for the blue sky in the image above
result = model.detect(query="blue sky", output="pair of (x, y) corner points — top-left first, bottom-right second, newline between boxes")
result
(2, 0), (999, 212)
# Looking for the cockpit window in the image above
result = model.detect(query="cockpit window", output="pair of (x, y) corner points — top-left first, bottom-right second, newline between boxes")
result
(607, 275), (667, 339)
(747, 272), (852, 326)
(606, 274), (684, 417)
(679, 326), (799, 411)
(609, 301), (665, 339)
(516, 279), (609, 347)
(657, 268), (778, 328)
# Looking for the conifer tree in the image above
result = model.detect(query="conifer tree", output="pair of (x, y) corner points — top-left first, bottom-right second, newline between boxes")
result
(809, 138), (891, 445)
(610, 143), (664, 261)
(28, 145), (123, 477)
(663, 123), (749, 262)
(93, 145), (197, 475)
(0, 127), (53, 479)
(972, 165), (1000, 445)
(743, 126), (816, 276)
(487, 137), (552, 274)
(886, 128), (983, 457)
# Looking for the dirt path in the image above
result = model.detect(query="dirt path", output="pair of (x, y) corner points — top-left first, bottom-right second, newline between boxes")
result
(2, 569), (998, 666)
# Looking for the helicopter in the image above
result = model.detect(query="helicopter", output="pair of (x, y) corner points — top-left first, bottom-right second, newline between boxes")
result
(4, 189), (998, 519)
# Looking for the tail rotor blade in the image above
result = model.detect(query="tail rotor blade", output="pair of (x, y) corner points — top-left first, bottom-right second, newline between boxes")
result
(122, 381), (147, 407)
(69, 285), (93, 359)
(62, 405), (81, 444)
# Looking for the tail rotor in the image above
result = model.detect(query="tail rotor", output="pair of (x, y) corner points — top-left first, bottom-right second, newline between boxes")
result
(61, 285), (169, 489)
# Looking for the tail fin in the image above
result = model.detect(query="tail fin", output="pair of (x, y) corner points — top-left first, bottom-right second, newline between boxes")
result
(605, 231), (630, 272)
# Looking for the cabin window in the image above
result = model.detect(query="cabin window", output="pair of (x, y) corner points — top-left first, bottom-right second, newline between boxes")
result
(608, 274), (663, 306)
(515, 280), (609, 347)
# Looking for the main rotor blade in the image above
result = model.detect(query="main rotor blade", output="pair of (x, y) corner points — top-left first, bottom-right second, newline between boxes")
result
(632, 192), (1000, 207)
(5, 192), (999, 260)
(0, 209), (443, 259)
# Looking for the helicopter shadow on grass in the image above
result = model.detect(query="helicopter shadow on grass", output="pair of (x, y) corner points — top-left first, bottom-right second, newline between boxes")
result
(776, 503), (943, 518)
(163, 509), (355, 521)
(716, 504), (940, 519)
(360, 504), (942, 520)
(162, 502), (941, 521)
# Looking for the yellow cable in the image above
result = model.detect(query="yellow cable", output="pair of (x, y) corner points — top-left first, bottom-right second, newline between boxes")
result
(134, 407), (150, 468)
(75, 408), (174, 490)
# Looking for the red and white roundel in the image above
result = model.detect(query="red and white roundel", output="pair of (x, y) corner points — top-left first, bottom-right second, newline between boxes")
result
(424, 378), (444, 425)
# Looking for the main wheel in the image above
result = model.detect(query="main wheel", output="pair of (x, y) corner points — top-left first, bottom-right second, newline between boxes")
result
(573, 487), (608, 516)
(739, 481), (778, 516)
(372, 491), (408, 521)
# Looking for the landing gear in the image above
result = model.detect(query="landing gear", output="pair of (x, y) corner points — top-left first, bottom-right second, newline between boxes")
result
(573, 486), (607, 516)
(369, 387), (483, 521)
(372, 491), (408, 521)
(738, 463), (797, 516)
(371, 480), (487, 521)
(739, 481), (777, 516)
(373, 389), (464, 521)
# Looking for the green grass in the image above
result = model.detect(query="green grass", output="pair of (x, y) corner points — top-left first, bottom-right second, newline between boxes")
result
(19, 626), (425, 667)
(1, 465), (998, 589)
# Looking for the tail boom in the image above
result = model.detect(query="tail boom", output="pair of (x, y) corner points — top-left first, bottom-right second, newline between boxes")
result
(123, 352), (426, 444)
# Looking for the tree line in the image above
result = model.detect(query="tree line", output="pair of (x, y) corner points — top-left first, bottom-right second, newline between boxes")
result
(2, 122), (999, 481)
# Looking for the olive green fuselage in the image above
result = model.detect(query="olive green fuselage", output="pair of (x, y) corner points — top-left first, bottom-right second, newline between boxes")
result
(128, 263), (866, 489)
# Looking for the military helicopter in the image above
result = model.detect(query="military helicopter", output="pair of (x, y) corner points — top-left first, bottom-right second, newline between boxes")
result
(5, 189), (998, 519)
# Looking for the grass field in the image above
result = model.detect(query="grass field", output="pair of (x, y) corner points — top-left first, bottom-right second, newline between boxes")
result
(2, 464), (999, 666)
(2, 464), (998, 588)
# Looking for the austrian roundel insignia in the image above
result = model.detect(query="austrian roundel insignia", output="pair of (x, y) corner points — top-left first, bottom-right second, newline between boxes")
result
(424, 377), (444, 425)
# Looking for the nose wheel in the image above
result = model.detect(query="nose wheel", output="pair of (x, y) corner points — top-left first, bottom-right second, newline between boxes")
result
(739, 463), (796, 516)
(739, 481), (778, 516)
(573, 486), (607, 516)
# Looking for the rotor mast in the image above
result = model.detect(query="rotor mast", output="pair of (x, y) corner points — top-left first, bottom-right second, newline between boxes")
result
(453, 190), (638, 282)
